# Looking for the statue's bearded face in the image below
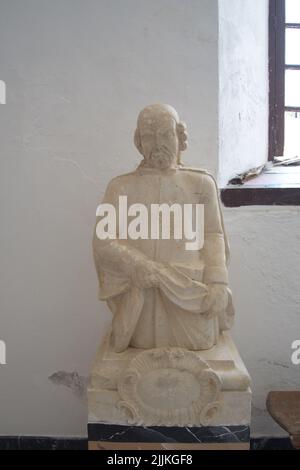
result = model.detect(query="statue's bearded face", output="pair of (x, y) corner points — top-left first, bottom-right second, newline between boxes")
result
(138, 113), (179, 170)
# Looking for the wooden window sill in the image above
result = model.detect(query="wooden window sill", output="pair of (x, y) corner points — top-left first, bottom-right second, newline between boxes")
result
(221, 166), (300, 207)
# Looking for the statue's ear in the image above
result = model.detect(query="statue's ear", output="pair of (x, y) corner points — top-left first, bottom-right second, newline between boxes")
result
(177, 122), (188, 151)
(134, 128), (143, 155)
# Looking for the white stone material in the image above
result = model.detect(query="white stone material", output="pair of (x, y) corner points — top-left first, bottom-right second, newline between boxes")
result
(88, 331), (251, 426)
(89, 104), (251, 427)
(88, 389), (251, 427)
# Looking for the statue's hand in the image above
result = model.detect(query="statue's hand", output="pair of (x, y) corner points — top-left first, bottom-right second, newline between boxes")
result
(208, 284), (228, 312)
(131, 260), (161, 289)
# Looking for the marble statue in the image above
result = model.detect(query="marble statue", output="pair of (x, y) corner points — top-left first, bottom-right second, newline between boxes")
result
(88, 104), (251, 428)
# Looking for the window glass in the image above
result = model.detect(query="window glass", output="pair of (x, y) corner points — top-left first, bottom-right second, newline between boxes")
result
(286, 0), (300, 23)
(286, 28), (300, 64)
(285, 69), (300, 107)
(284, 111), (300, 156)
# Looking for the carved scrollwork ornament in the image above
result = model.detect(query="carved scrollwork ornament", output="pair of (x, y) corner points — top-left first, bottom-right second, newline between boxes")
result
(117, 348), (222, 426)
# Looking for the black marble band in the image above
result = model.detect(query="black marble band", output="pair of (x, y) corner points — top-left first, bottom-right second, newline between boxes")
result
(0, 435), (294, 450)
(88, 423), (250, 443)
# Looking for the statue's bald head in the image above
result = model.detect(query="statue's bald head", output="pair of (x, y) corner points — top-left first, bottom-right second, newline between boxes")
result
(134, 104), (188, 169)
(137, 104), (180, 128)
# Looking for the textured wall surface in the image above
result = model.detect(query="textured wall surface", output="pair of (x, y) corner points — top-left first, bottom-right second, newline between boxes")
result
(0, 0), (218, 436)
(219, 1), (300, 436)
(225, 207), (300, 436)
(0, 0), (298, 439)
(219, 0), (269, 186)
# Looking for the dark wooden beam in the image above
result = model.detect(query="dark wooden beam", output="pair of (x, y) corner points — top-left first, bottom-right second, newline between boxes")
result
(285, 64), (300, 70)
(269, 0), (286, 160)
(285, 106), (300, 112)
(221, 187), (300, 207)
(285, 22), (300, 28)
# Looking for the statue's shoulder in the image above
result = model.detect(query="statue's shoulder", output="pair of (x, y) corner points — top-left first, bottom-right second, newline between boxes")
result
(178, 166), (219, 191)
(102, 171), (137, 200)
(107, 170), (137, 187)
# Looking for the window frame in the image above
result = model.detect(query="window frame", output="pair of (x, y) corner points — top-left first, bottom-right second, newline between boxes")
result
(221, 0), (300, 206)
(269, 0), (285, 160)
(269, 0), (300, 160)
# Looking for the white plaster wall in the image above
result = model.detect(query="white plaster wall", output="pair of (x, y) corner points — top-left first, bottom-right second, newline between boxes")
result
(219, 0), (269, 186)
(219, 0), (300, 436)
(225, 207), (300, 436)
(0, 0), (218, 436)
(0, 0), (298, 440)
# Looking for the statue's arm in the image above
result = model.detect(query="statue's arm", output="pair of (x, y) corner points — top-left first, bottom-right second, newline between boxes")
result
(202, 175), (228, 286)
(201, 175), (235, 329)
(92, 179), (157, 287)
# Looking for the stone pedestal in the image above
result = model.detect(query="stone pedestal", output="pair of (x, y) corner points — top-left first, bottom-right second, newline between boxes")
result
(87, 331), (251, 449)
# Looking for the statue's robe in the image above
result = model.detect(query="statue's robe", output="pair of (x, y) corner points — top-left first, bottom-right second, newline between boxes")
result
(93, 164), (234, 352)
